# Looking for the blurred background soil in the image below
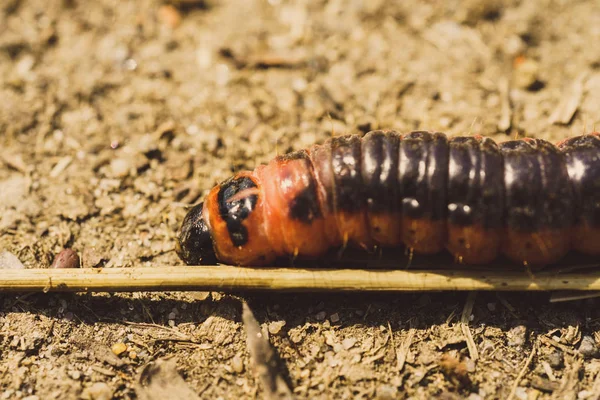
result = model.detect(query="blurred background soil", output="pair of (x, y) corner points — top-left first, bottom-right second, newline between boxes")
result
(2, 0), (600, 398)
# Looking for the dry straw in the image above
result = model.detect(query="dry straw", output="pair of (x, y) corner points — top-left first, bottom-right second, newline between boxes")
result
(1, 265), (600, 293)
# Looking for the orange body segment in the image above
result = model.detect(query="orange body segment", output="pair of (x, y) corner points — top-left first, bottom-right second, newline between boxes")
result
(258, 156), (333, 259)
(572, 224), (600, 256)
(446, 224), (501, 264)
(501, 228), (572, 268)
(401, 218), (446, 254)
(367, 212), (403, 247)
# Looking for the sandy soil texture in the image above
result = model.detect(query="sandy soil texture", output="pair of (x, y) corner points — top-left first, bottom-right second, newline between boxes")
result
(2, 0), (600, 398)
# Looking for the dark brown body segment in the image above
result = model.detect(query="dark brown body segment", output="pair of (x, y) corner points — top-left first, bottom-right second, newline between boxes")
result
(397, 131), (449, 253)
(446, 137), (504, 264)
(559, 134), (600, 255)
(499, 139), (573, 266)
(328, 135), (373, 249)
(360, 130), (402, 246)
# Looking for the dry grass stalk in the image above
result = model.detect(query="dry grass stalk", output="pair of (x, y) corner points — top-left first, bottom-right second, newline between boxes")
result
(506, 341), (537, 400)
(0, 266), (600, 292)
(460, 292), (479, 361)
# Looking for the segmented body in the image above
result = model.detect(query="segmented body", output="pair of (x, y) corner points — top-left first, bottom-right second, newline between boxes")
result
(176, 130), (600, 268)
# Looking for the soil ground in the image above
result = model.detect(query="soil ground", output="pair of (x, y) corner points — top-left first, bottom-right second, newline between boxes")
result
(2, 0), (600, 399)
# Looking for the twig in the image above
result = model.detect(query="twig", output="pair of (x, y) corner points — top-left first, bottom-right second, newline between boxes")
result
(548, 73), (587, 125)
(541, 360), (556, 382)
(49, 156), (73, 178)
(91, 365), (117, 377)
(124, 321), (192, 341)
(396, 328), (415, 372)
(242, 302), (294, 400)
(549, 290), (600, 303)
(539, 335), (577, 355)
(2, 266), (600, 293)
(388, 322), (396, 360)
(460, 292), (479, 361)
(506, 340), (537, 400)
(364, 333), (391, 364)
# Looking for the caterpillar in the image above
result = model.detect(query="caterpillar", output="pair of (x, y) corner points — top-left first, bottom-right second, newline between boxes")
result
(175, 130), (600, 268)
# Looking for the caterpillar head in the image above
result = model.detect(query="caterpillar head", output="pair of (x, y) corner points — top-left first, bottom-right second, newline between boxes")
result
(177, 174), (277, 266)
(176, 202), (217, 265)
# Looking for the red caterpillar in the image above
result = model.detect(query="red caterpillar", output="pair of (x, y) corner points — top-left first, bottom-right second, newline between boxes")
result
(176, 130), (600, 268)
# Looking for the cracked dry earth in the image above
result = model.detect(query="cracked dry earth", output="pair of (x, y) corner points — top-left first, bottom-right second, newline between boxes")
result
(2, 0), (600, 399)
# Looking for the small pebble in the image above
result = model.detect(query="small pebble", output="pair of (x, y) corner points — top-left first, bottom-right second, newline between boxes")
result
(547, 350), (564, 369)
(111, 342), (127, 356)
(109, 158), (131, 178)
(268, 321), (286, 335)
(486, 302), (496, 312)
(330, 313), (340, 323)
(81, 382), (113, 400)
(315, 311), (326, 321)
(342, 338), (357, 350)
(465, 357), (476, 373)
(189, 291), (211, 301)
(513, 57), (541, 90)
(376, 384), (397, 400)
(0, 251), (25, 269)
(51, 248), (81, 269)
(128, 351), (137, 360)
(69, 370), (81, 380)
(231, 353), (244, 373)
(292, 78), (307, 92)
(513, 386), (527, 400)
(288, 329), (306, 344)
(503, 35), (525, 57)
(578, 335), (599, 358)
(507, 325), (527, 347)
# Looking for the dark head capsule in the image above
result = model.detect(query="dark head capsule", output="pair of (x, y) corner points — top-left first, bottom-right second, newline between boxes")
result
(176, 202), (218, 265)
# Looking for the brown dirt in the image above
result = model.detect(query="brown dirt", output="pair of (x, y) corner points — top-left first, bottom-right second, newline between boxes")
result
(2, 0), (600, 399)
